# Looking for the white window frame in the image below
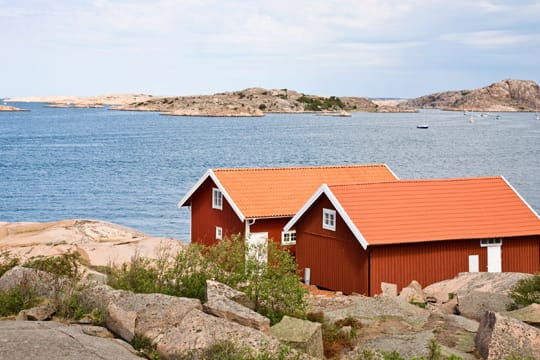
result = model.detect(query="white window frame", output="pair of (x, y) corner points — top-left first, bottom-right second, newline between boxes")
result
(480, 238), (502, 247)
(216, 226), (223, 240)
(322, 208), (336, 231)
(212, 188), (223, 210)
(281, 230), (296, 246)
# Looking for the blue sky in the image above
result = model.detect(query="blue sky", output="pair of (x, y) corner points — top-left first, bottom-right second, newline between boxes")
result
(1, 0), (539, 98)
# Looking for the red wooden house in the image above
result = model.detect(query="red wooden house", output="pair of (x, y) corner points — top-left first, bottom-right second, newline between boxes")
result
(178, 165), (398, 250)
(284, 177), (540, 295)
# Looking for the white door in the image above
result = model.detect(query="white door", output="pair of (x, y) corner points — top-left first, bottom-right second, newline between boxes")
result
(468, 255), (479, 272)
(246, 232), (268, 263)
(487, 245), (502, 272)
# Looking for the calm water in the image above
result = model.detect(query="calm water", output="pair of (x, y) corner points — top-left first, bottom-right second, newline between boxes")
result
(1, 102), (539, 241)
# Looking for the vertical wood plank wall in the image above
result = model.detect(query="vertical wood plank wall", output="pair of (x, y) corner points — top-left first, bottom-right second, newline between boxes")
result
(190, 177), (244, 245)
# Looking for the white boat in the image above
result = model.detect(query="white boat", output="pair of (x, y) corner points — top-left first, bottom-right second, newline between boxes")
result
(416, 124), (429, 129)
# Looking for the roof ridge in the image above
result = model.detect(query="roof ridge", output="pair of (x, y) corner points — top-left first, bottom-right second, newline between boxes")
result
(214, 164), (389, 172)
(328, 176), (504, 188)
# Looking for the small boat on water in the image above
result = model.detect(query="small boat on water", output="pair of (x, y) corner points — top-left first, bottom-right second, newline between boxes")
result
(416, 124), (429, 129)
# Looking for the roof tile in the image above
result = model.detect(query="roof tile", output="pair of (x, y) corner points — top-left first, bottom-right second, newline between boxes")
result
(329, 177), (540, 245)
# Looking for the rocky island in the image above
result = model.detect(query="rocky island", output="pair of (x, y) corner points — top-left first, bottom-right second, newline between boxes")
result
(404, 79), (540, 112)
(0, 105), (29, 112)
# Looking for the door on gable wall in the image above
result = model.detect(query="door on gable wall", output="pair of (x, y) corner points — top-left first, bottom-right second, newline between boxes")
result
(246, 232), (268, 263)
(481, 238), (502, 273)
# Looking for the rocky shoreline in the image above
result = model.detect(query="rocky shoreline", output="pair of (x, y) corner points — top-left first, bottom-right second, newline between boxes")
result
(0, 105), (29, 112)
(6, 79), (539, 117)
(1, 220), (539, 359)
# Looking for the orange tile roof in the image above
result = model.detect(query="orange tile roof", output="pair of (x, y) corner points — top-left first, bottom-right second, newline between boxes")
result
(213, 165), (397, 218)
(328, 177), (540, 245)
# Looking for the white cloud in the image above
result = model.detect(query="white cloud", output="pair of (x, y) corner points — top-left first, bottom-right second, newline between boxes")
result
(440, 30), (539, 49)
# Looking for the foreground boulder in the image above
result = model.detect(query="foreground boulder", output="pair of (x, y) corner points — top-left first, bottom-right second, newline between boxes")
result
(17, 304), (56, 321)
(457, 290), (514, 321)
(0, 266), (62, 298)
(203, 295), (270, 334)
(475, 311), (540, 359)
(399, 280), (426, 304)
(0, 320), (139, 360)
(503, 303), (540, 326)
(206, 279), (255, 309)
(104, 292), (202, 342)
(270, 316), (323, 358)
(156, 308), (284, 359)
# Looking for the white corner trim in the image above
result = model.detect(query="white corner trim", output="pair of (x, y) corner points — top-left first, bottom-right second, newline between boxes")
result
(384, 163), (400, 180)
(501, 176), (540, 219)
(284, 184), (370, 250)
(177, 169), (246, 222)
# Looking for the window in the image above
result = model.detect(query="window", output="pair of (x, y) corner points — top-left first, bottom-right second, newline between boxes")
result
(322, 208), (336, 231)
(480, 238), (502, 247)
(281, 230), (296, 245)
(216, 226), (223, 240)
(212, 188), (223, 210)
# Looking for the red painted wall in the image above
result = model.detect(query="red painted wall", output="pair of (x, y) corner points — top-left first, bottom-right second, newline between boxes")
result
(250, 217), (296, 255)
(295, 195), (369, 295)
(294, 195), (540, 296)
(189, 177), (243, 246)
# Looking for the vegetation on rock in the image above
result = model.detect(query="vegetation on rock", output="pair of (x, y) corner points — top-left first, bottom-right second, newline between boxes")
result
(509, 272), (540, 306)
(297, 95), (345, 111)
(107, 235), (307, 325)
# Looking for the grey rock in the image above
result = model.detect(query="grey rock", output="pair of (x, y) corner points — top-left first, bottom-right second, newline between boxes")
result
(270, 316), (323, 358)
(156, 308), (283, 359)
(17, 304), (56, 321)
(0, 266), (60, 298)
(424, 272), (530, 304)
(457, 290), (513, 321)
(203, 294), (270, 334)
(399, 280), (426, 304)
(206, 280), (255, 310)
(353, 329), (435, 359)
(503, 303), (540, 326)
(381, 282), (398, 297)
(104, 291), (202, 342)
(0, 320), (139, 360)
(79, 324), (115, 338)
(475, 311), (540, 360)
(324, 294), (430, 330)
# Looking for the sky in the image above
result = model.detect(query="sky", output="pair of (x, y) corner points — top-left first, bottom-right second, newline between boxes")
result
(1, 0), (539, 98)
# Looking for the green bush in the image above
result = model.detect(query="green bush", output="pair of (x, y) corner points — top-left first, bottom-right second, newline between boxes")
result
(0, 286), (38, 317)
(509, 272), (540, 306)
(107, 235), (307, 325)
(24, 252), (82, 280)
(0, 252), (20, 278)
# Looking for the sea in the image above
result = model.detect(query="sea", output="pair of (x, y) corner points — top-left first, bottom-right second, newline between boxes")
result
(1, 102), (539, 242)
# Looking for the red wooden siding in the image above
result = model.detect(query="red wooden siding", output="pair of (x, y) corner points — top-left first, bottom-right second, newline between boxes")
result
(502, 236), (540, 273)
(250, 217), (296, 255)
(369, 240), (487, 295)
(189, 177), (243, 246)
(294, 193), (540, 296)
(295, 195), (369, 295)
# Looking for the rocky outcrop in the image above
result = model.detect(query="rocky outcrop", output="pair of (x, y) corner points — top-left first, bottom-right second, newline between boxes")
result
(423, 272), (530, 305)
(0, 320), (140, 360)
(110, 87), (383, 115)
(457, 290), (514, 321)
(0, 219), (185, 267)
(203, 295), (270, 334)
(398, 280), (426, 304)
(503, 303), (540, 326)
(475, 311), (540, 360)
(404, 79), (540, 112)
(5, 94), (154, 107)
(206, 279), (255, 309)
(0, 105), (29, 112)
(17, 304), (56, 321)
(270, 316), (323, 358)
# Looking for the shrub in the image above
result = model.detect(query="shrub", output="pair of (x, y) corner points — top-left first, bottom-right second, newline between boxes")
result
(509, 273), (540, 306)
(307, 314), (361, 358)
(24, 252), (82, 280)
(107, 235), (307, 325)
(0, 252), (20, 278)
(0, 284), (38, 317)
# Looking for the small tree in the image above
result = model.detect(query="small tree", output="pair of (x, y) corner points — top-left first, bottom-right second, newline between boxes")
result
(509, 272), (540, 306)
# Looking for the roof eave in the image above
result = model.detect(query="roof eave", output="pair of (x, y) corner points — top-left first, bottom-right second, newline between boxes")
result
(177, 169), (246, 222)
(284, 184), (370, 250)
